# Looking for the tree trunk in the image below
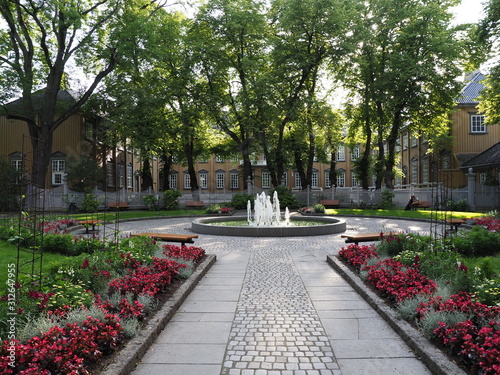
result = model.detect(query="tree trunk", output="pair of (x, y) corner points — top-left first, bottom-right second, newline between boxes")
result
(141, 159), (154, 191)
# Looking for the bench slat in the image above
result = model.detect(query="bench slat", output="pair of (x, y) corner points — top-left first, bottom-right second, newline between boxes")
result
(341, 232), (396, 245)
(131, 232), (198, 246)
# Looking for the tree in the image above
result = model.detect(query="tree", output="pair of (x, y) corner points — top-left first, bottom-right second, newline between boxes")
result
(477, 0), (500, 125)
(342, 0), (463, 189)
(0, 0), (164, 188)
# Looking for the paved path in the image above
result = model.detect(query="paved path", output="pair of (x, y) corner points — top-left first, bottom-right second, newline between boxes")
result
(112, 216), (433, 375)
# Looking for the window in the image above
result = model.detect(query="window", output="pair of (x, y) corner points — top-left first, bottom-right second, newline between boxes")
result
(403, 133), (408, 150)
(11, 159), (22, 171)
(158, 170), (164, 190)
(336, 145), (345, 161)
(351, 173), (359, 187)
(325, 171), (331, 188)
(441, 154), (451, 170)
(118, 162), (124, 188)
(262, 171), (271, 188)
(294, 172), (301, 189)
(127, 163), (133, 188)
(169, 173), (178, 189)
(411, 158), (418, 184)
(230, 172), (239, 189)
(215, 156), (224, 163)
(199, 172), (208, 189)
(480, 173), (487, 185)
(281, 172), (288, 187)
(216, 172), (225, 189)
(85, 121), (93, 140)
(52, 160), (66, 185)
(106, 161), (114, 187)
(184, 173), (191, 189)
(411, 135), (417, 147)
(336, 170), (346, 187)
(350, 146), (359, 161)
(471, 114), (486, 133)
(422, 159), (429, 183)
(311, 171), (318, 188)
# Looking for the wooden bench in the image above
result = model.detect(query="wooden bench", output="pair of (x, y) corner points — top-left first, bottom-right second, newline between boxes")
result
(185, 201), (205, 208)
(131, 232), (199, 247)
(414, 201), (430, 209)
(341, 232), (397, 245)
(78, 219), (103, 234)
(445, 218), (465, 232)
(107, 201), (129, 210)
(320, 199), (340, 208)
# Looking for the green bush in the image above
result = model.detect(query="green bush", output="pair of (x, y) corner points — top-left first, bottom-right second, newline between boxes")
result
(376, 232), (427, 257)
(80, 193), (99, 213)
(163, 189), (181, 210)
(230, 192), (254, 209)
(205, 205), (221, 214)
(41, 234), (75, 255)
(381, 188), (395, 209)
(270, 186), (301, 209)
(143, 194), (160, 211)
(446, 199), (469, 212)
(452, 226), (500, 257)
(313, 204), (325, 213)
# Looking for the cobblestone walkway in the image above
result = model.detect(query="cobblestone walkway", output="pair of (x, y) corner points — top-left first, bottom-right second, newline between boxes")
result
(221, 247), (341, 375)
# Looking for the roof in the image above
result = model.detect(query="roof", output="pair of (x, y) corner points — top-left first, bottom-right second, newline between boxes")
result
(1, 89), (77, 116)
(457, 71), (485, 104)
(461, 142), (500, 170)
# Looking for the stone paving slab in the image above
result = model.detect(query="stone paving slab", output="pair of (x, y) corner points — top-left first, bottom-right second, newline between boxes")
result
(120, 216), (437, 375)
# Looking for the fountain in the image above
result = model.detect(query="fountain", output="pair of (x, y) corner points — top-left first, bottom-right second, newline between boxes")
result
(191, 191), (346, 237)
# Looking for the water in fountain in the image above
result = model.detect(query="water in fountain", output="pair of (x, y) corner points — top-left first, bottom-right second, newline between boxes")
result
(247, 191), (290, 226)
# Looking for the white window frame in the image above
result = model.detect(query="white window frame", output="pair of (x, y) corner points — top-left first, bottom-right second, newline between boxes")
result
(52, 160), (66, 185)
(350, 146), (360, 161)
(230, 173), (239, 189)
(337, 171), (345, 187)
(351, 173), (359, 187)
(294, 172), (302, 189)
(262, 171), (271, 189)
(471, 114), (486, 133)
(118, 162), (125, 188)
(311, 171), (318, 188)
(325, 172), (331, 188)
(184, 173), (191, 189)
(11, 159), (22, 171)
(169, 173), (178, 189)
(216, 172), (225, 189)
(106, 162), (114, 187)
(411, 159), (418, 184)
(85, 121), (93, 140)
(336, 145), (345, 161)
(127, 163), (133, 188)
(422, 160), (429, 184)
(281, 172), (288, 187)
(215, 156), (224, 163)
(411, 135), (417, 147)
(199, 172), (208, 189)
(403, 133), (408, 150)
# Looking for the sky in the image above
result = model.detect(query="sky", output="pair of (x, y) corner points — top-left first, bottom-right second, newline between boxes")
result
(451, 0), (486, 25)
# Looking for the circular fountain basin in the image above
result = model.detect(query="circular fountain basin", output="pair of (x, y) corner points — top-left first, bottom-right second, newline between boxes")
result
(191, 215), (346, 237)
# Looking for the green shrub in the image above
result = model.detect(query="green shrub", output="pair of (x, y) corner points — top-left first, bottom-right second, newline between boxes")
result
(230, 192), (254, 209)
(446, 199), (469, 212)
(143, 194), (160, 211)
(163, 189), (181, 210)
(313, 204), (325, 213)
(80, 193), (99, 213)
(271, 186), (301, 209)
(205, 205), (221, 214)
(453, 226), (500, 257)
(376, 232), (427, 257)
(381, 188), (395, 209)
(41, 234), (75, 255)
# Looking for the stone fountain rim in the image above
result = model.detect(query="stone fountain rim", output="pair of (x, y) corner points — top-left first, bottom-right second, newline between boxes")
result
(191, 215), (346, 237)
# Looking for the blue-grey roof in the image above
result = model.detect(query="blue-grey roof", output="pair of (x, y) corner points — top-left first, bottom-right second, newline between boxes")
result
(461, 142), (500, 169)
(457, 71), (485, 104)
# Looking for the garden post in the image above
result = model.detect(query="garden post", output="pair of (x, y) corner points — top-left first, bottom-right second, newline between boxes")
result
(466, 168), (476, 211)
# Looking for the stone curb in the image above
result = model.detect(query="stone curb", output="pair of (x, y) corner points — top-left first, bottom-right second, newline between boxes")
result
(327, 255), (467, 375)
(99, 254), (217, 375)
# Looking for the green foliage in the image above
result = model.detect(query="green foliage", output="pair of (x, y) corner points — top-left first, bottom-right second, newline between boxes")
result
(381, 188), (395, 209)
(206, 204), (221, 214)
(376, 232), (427, 257)
(143, 194), (160, 211)
(230, 193), (255, 209)
(419, 310), (470, 338)
(45, 273), (93, 311)
(312, 204), (325, 213)
(446, 199), (469, 212)
(80, 193), (99, 213)
(452, 226), (500, 257)
(65, 155), (103, 192)
(41, 234), (76, 255)
(271, 186), (301, 209)
(163, 189), (181, 210)
(0, 157), (20, 212)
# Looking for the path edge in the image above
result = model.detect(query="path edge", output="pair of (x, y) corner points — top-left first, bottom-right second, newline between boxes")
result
(327, 254), (467, 375)
(100, 254), (217, 375)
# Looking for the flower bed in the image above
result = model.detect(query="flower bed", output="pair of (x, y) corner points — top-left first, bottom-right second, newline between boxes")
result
(0, 236), (207, 374)
(338, 242), (500, 374)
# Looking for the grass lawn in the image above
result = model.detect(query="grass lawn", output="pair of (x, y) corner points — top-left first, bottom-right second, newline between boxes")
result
(0, 240), (66, 287)
(324, 208), (482, 220)
(68, 209), (206, 222)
